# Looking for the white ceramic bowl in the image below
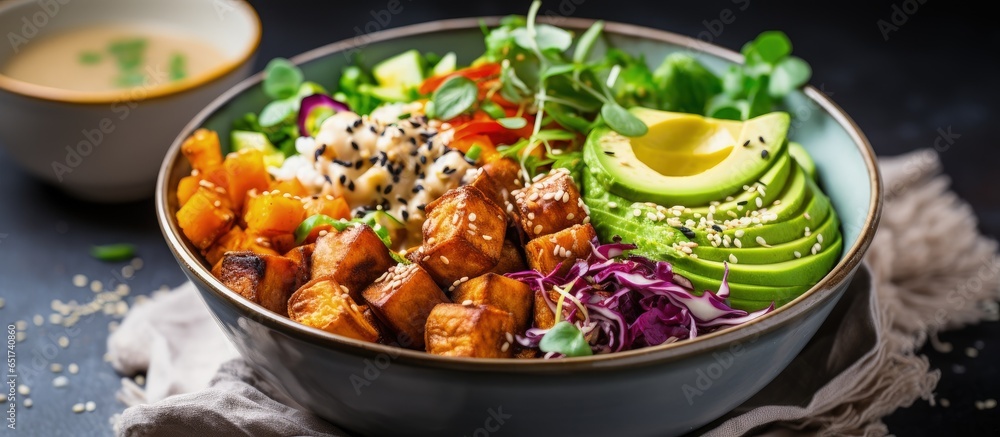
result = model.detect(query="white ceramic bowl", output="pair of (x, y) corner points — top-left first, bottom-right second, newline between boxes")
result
(0, 0), (260, 202)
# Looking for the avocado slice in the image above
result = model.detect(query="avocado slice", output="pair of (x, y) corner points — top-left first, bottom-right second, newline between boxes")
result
(585, 108), (790, 207)
(373, 49), (425, 90)
(582, 107), (842, 307)
(788, 141), (817, 181)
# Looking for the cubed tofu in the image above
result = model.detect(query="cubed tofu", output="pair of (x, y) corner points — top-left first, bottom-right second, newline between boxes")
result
(362, 263), (450, 350)
(424, 303), (516, 358)
(467, 169), (507, 214)
(481, 158), (525, 202)
(204, 225), (247, 266)
(216, 251), (307, 317)
(489, 236), (528, 275)
(511, 168), (587, 239)
(524, 224), (597, 276)
(284, 244), (315, 275)
(451, 273), (533, 332)
(288, 278), (380, 342)
(312, 224), (395, 301)
(419, 186), (506, 287)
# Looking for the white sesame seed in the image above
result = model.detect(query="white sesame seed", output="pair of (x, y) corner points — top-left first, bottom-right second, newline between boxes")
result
(939, 398), (950, 408)
(68, 363), (79, 374)
(734, 239), (742, 248)
(72, 274), (88, 287)
(469, 213), (477, 222)
(804, 212), (811, 220)
(32, 314), (43, 326)
(566, 213), (575, 220)
(817, 234), (824, 243)
(608, 202), (617, 208)
(135, 375), (145, 386)
(23, 399), (32, 408)
(755, 197), (763, 208)
(15, 332), (25, 342)
(121, 265), (135, 279)
(53, 376), (69, 388)
(86, 401), (96, 412)
(729, 254), (738, 264)
(735, 230), (745, 238)
(440, 256), (450, 265)
(17, 385), (29, 396)
(72, 403), (85, 413)
(483, 235), (493, 241)
(58, 336), (69, 348)
(756, 236), (770, 247)
(633, 209), (641, 217)
(505, 332), (514, 343)
(501, 342), (510, 352)
(966, 347), (979, 358)
(90, 280), (102, 293)
(131, 258), (144, 270)
(533, 224), (543, 235)
(50, 363), (63, 373)
(794, 251), (802, 258)
(462, 300), (473, 306)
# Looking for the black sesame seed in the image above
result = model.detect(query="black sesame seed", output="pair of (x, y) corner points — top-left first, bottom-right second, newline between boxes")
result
(412, 185), (424, 193)
(355, 160), (364, 169)
(353, 118), (363, 128)
(397, 197), (407, 204)
(678, 226), (696, 239)
(346, 126), (353, 134)
(417, 204), (426, 211)
(369, 126), (377, 134)
(409, 149), (419, 156)
(375, 184), (381, 192)
(420, 155), (427, 165)
(743, 140), (751, 148)
(737, 200), (748, 206)
(393, 176), (400, 184)
(351, 141), (359, 151)
(443, 166), (457, 175)
(401, 210), (410, 220)
(334, 159), (352, 167)
(712, 224), (723, 232)
(338, 175), (347, 185)
(384, 185), (393, 195)
(324, 175), (333, 184)
(418, 172), (426, 179)
(368, 156), (378, 164)
(761, 149), (770, 159)
(604, 150), (615, 156)
(409, 137), (417, 146)
(759, 136), (766, 144)
(347, 181), (355, 191)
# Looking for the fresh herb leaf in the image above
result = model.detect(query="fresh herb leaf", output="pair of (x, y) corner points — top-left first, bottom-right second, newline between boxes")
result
(573, 20), (604, 65)
(258, 97), (298, 128)
(90, 244), (135, 262)
(653, 53), (722, 115)
(601, 103), (647, 137)
(480, 99), (507, 119)
(497, 117), (527, 129)
(512, 24), (573, 53)
(169, 53), (186, 81)
(539, 321), (593, 357)
(540, 63), (576, 79)
(768, 56), (811, 97)
(465, 145), (482, 162)
(431, 75), (478, 120)
(743, 31), (792, 66)
(263, 58), (304, 100)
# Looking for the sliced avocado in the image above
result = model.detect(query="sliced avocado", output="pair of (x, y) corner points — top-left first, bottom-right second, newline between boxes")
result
(373, 49), (425, 90)
(432, 52), (457, 77)
(231, 131), (285, 168)
(787, 141), (817, 181)
(585, 108), (790, 206)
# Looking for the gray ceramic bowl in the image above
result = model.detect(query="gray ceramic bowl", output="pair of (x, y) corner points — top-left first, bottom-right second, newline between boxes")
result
(156, 17), (882, 437)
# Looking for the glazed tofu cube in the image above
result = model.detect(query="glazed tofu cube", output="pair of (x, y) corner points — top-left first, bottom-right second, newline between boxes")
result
(489, 237), (528, 275)
(288, 278), (380, 342)
(482, 158), (525, 201)
(467, 169), (507, 213)
(451, 273), (533, 332)
(511, 168), (587, 239)
(216, 251), (307, 317)
(424, 304), (516, 358)
(312, 224), (395, 301)
(419, 186), (506, 287)
(524, 224), (597, 276)
(362, 263), (450, 350)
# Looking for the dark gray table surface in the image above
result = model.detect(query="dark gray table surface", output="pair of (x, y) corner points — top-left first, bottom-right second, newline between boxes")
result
(1, 0), (996, 435)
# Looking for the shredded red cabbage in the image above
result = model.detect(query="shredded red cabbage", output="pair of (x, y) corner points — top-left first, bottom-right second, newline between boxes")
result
(298, 94), (350, 137)
(506, 237), (774, 357)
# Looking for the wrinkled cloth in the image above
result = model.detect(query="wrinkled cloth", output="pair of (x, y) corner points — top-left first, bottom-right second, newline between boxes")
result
(109, 149), (999, 436)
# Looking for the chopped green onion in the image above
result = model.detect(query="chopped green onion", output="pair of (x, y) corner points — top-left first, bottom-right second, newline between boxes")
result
(90, 244), (135, 262)
(465, 145), (482, 162)
(169, 53), (187, 81)
(79, 51), (102, 65)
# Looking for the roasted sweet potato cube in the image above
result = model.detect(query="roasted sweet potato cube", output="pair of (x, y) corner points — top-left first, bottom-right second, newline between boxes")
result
(244, 191), (306, 236)
(532, 290), (584, 330)
(511, 168), (587, 239)
(525, 224), (597, 276)
(269, 178), (311, 198)
(303, 195), (351, 220)
(181, 129), (223, 172)
(204, 226), (247, 266)
(177, 188), (236, 250)
(312, 224), (395, 300)
(284, 244), (314, 275)
(288, 278), (380, 342)
(241, 231), (281, 256)
(419, 186), (506, 287)
(224, 148), (271, 212)
(425, 304), (516, 358)
(362, 263), (449, 350)
(489, 237), (527, 275)
(216, 251), (307, 317)
(451, 273), (532, 332)
(177, 175), (201, 206)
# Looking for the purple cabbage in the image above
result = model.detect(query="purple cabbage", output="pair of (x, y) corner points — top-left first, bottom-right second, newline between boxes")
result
(506, 237), (774, 357)
(297, 94), (350, 137)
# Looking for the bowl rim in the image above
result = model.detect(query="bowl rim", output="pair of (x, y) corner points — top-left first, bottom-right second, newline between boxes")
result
(0, 0), (262, 105)
(156, 16), (883, 374)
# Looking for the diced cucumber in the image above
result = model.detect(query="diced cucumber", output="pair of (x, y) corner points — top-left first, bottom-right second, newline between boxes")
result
(432, 52), (457, 77)
(373, 49), (425, 89)
(231, 130), (285, 167)
(359, 84), (411, 103)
